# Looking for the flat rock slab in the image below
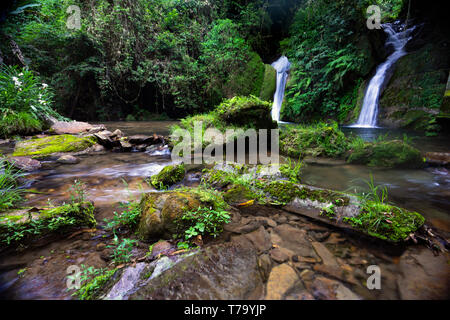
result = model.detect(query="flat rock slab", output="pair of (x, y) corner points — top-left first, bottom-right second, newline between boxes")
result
(270, 224), (316, 258)
(7, 156), (41, 171)
(51, 121), (104, 134)
(127, 242), (264, 300)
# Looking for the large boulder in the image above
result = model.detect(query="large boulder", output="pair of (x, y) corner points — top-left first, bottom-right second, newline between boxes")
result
(137, 191), (201, 240)
(12, 135), (96, 158)
(50, 121), (105, 135)
(215, 95), (277, 129)
(125, 243), (264, 300)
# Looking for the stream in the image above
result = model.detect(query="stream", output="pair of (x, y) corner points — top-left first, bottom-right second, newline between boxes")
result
(0, 121), (448, 299)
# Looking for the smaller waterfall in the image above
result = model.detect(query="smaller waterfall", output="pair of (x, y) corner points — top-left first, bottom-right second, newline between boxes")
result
(351, 23), (416, 128)
(271, 56), (291, 122)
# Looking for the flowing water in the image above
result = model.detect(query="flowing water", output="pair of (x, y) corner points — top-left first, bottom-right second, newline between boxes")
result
(351, 23), (416, 128)
(0, 121), (449, 299)
(271, 56), (291, 122)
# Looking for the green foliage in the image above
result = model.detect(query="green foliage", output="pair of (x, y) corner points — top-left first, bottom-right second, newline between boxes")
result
(104, 201), (141, 232)
(0, 65), (66, 137)
(178, 206), (231, 241)
(344, 175), (425, 242)
(0, 158), (25, 212)
(150, 163), (185, 190)
(282, 0), (376, 122)
(0, 201), (96, 246)
(279, 157), (303, 183)
(73, 265), (117, 300)
(280, 122), (349, 158)
(107, 236), (138, 265)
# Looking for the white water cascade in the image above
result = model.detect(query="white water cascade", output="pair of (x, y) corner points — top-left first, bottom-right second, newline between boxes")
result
(271, 56), (291, 122)
(351, 23), (416, 128)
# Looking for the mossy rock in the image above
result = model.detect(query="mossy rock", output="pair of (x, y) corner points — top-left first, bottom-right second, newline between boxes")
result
(12, 135), (97, 158)
(343, 202), (425, 242)
(150, 163), (185, 190)
(0, 202), (96, 247)
(279, 122), (348, 159)
(137, 191), (200, 240)
(347, 140), (423, 168)
(259, 64), (277, 102)
(215, 95), (277, 129)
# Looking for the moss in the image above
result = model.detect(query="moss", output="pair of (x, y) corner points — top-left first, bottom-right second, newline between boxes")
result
(259, 64), (277, 102)
(223, 184), (258, 204)
(76, 268), (117, 300)
(13, 134), (97, 157)
(279, 122), (348, 159)
(150, 163), (185, 190)
(343, 202), (425, 242)
(347, 139), (423, 168)
(0, 201), (96, 247)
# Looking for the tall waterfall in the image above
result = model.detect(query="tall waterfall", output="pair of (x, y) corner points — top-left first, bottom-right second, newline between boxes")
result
(351, 23), (416, 128)
(271, 56), (291, 122)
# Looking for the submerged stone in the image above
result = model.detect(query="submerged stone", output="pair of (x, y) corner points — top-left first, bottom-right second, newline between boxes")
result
(12, 135), (96, 158)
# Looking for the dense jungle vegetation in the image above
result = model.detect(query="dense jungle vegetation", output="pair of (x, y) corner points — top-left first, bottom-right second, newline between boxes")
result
(0, 0), (448, 132)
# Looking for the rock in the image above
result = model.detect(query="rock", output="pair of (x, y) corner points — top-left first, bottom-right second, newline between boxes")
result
(50, 121), (93, 134)
(126, 243), (264, 300)
(270, 247), (290, 263)
(56, 155), (79, 164)
(150, 163), (185, 189)
(137, 191), (201, 240)
(285, 291), (315, 300)
(111, 129), (124, 138)
(309, 231), (330, 242)
(257, 254), (272, 281)
(311, 242), (339, 267)
(0, 139), (10, 145)
(397, 247), (449, 299)
(94, 132), (116, 148)
(308, 276), (359, 300)
(425, 152), (450, 166)
(119, 140), (133, 151)
(148, 240), (176, 260)
(134, 144), (148, 152)
(12, 135), (97, 158)
(128, 134), (162, 145)
(255, 216), (277, 228)
(7, 156), (41, 171)
(270, 224), (316, 258)
(92, 144), (105, 152)
(293, 256), (319, 264)
(87, 125), (107, 134)
(312, 264), (358, 285)
(265, 263), (300, 300)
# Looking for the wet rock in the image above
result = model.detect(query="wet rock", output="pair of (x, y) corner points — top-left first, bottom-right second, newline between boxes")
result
(0, 139), (10, 145)
(148, 240), (176, 260)
(311, 242), (339, 267)
(300, 269), (315, 282)
(7, 156), (41, 171)
(270, 247), (290, 263)
(111, 129), (124, 138)
(309, 231), (330, 242)
(224, 219), (265, 234)
(232, 226), (272, 254)
(12, 135), (97, 158)
(285, 291), (315, 300)
(134, 144), (148, 152)
(50, 121), (93, 134)
(312, 264), (358, 285)
(255, 216), (277, 228)
(94, 131), (116, 148)
(119, 140), (133, 152)
(126, 243), (264, 300)
(56, 155), (79, 164)
(150, 163), (185, 189)
(270, 224), (316, 258)
(425, 152), (450, 167)
(293, 256), (319, 264)
(92, 144), (105, 152)
(265, 263), (300, 300)
(257, 254), (272, 281)
(137, 191), (201, 240)
(129, 134), (163, 145)
(397, 247), (449, 299)
(308, 276), (360, 300)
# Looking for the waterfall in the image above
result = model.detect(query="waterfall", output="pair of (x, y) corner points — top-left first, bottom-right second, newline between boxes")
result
(351, 23), (416, 128)
(271, 56), (291, 122)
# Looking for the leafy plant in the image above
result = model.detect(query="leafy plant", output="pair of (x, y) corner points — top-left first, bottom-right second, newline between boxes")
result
(0, 158), (26, 212)
(280, 157), (303, 183)
(72, 264), (117, 300)
(108, 236), (137, 264)
(177, 206), (231, 241)
(104, 201), (141, 232)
